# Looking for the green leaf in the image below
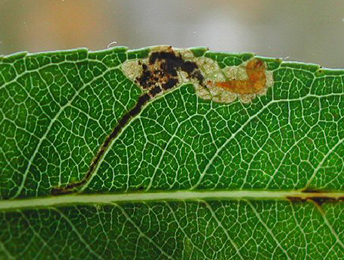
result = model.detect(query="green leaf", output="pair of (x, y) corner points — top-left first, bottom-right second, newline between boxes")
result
(1, 46), (344, 259)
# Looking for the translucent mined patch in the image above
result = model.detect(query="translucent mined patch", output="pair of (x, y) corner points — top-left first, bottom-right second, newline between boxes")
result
(121, 60), (144, 82)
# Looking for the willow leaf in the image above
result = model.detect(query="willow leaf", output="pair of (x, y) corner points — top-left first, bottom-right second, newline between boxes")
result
(1, 46), (344, 259)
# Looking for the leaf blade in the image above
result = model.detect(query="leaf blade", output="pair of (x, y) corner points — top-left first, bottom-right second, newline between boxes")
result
(1, 46), (344, 259)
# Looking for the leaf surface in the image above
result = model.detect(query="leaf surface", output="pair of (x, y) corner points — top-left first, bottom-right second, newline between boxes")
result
(1, 46), (344, 259)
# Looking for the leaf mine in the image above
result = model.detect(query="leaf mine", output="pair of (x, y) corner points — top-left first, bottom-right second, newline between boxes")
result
(52, 47), (275, 194)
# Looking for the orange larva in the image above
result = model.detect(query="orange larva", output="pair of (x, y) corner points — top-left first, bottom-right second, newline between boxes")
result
(216, 59), (267, 95)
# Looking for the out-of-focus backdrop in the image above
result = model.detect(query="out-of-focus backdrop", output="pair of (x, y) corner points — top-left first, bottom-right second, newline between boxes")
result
(1, 0), (344, 68)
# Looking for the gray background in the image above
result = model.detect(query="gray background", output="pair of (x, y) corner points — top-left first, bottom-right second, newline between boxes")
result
(0, 0), (344, 68)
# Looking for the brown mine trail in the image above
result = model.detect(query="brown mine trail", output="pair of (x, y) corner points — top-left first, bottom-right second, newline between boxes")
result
(216, 59), (267, 95)
(51, 93), (151, 195)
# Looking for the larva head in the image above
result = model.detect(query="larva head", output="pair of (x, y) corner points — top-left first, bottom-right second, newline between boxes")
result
(246, 59), (266, 82)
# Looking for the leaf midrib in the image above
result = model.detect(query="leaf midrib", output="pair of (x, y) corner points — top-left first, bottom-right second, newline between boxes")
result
(1, 190), (343, 211)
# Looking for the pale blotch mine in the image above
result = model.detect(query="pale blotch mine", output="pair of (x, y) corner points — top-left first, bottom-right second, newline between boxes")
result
(121, 46), (274, 104)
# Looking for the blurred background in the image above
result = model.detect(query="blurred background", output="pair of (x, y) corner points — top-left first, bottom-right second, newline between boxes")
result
(0, 0), (344, 67)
